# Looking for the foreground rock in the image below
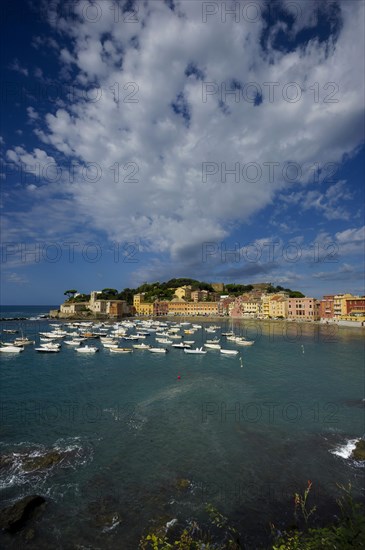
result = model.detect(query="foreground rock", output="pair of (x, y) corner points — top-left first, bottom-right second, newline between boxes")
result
(0, 495), (46, 533)
(22, 451), (63, 472)
(351, 439), (365, 461)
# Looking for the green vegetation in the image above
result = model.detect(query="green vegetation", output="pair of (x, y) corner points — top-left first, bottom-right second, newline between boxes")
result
(63, 280), (305, 306)
(272, 483), (365, 550)
(65, 293), (90, 303)
(225, 284), (254, 295)
(64, 289), (77, 299)
(139, 484), (365, 550)
(266, 285), (305, 297)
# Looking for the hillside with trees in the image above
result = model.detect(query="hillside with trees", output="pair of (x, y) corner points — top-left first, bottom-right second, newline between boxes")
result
(63, 280), (304, 305)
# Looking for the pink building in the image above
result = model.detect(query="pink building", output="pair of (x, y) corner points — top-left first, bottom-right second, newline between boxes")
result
(287, 297), (320, 320)
(319, 295), (335, 319)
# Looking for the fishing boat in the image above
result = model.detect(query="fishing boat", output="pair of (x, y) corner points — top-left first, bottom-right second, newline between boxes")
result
(220, 349), (239, 355)
(172, 342), (191, 349)
(184, 347), (207, 355)
(235, 339), (254, 346)
(155, 338), (173, 344)
(40, 342), (61, 348)
(35, 346), (60, 353)
(204, 343), (221, 350)
(75, 346), (99, 353)
(102, 341), (119, 348)
(149, 347), (169, 354)
(14, 337), (35, 345)
(132, 343), (151, 350)
(109, 347), (133, 353)
(0, 345), (24, 353)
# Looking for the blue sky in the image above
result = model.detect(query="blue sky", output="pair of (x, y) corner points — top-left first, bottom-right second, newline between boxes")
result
(1, 0), (364, 305)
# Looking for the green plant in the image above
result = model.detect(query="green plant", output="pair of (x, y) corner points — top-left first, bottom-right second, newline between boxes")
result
(294, 480), (317, 525)
(272, 483), (365, 550)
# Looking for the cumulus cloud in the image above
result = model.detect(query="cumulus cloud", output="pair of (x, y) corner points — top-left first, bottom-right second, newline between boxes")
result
(4, 0), (365, 271)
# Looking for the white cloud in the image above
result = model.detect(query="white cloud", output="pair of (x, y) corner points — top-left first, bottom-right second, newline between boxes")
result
(27, 106), (39, 121)
(9, 58), (28, 76)
(5, 0), (365, 268)
(5, 272), (28, 285)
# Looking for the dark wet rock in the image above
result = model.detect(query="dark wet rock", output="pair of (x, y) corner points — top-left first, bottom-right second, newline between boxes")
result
(175, 478), (191, 491)
(0, 495), (46, 533)
(0, 455), (14, 470)
(22, 451), (63, 472)
(24, 527), (35, 541)
(351, 439), (365, 461)
(88, 495), (122, 530)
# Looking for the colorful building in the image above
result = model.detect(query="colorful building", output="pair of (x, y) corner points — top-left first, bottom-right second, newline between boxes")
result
(287, 297), (320, 320)
(319, 295), (335, 319)
(174, 286), (192, 300)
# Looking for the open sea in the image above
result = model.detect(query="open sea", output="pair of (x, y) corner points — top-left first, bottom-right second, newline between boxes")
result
(0, 305), (364, 549)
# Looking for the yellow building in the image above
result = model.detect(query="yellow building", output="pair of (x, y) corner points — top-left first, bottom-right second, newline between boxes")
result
(138, 302), (154, 316)
(333, 293), (354, 318)
(268, 296), (288, 318)
(174, 286), (192, 300)
(241, 298), (261, 317)
(167, 300), (219, 316)
(261, 296), (270, 318)
(133, 293), (153, 315)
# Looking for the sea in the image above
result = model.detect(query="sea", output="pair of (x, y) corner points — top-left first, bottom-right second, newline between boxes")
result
(0, 305), (364, 549)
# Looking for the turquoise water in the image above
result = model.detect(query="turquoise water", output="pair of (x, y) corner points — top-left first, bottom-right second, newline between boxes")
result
(0, 309), (364, 548)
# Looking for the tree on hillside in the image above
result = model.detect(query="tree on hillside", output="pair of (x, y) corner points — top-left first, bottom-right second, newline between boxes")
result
(117, 288), (135, 305)
(98, 288), (118, 299)
(64, 289), (78, 300)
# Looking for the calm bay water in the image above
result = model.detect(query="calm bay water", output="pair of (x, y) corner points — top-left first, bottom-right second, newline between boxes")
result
(0, 307), (364, 548)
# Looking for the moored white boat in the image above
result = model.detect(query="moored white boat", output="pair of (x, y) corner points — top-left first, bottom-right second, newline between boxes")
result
(184, 347), (206, 355)
(204, 343), (221, 349)
(155, 338), (173, 344)
(35, 346), (60, 353)
(14, 337), (35, 345)
(0, 345), (24, 353)
(220, 349), (239, 355)
(64, 340), (82, 346)
(75, 346), (99, 353)
(235, 340), (254, 346)
(172, 342), (191, 349)
(109, 347), (133, 353)
(149, 347), (169, 353)
(102, 341), (119, 348)
(132, 343), (151, 350)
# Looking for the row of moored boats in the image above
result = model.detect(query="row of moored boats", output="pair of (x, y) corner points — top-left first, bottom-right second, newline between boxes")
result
(0, 320), (254, 355)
